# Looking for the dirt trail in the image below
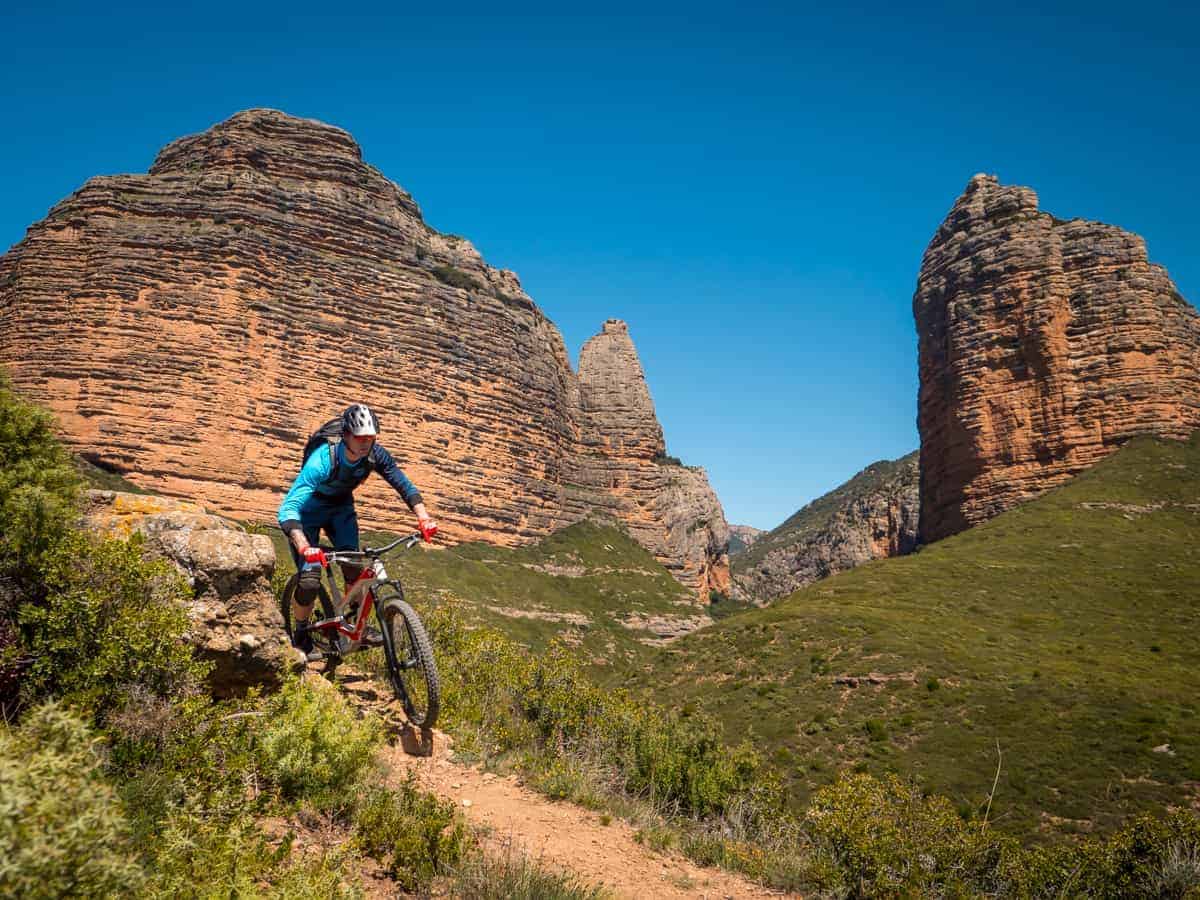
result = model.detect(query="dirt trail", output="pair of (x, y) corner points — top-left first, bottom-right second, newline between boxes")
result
(331, 668), (792, 900)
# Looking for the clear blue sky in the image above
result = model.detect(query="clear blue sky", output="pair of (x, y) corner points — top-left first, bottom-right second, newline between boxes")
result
(4, 1), (1197, 529)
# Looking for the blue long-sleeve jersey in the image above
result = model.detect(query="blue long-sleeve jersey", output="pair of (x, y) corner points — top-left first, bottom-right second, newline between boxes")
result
(277, 441), (423, 532)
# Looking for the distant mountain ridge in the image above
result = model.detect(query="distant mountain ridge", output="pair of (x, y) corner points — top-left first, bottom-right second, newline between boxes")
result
(727, 524), (765, 556)
(731, 451), (918, 604)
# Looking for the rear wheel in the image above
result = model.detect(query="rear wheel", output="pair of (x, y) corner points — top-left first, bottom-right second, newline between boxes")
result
(280, 572), (341, 669)
(377, 583), (439, 728)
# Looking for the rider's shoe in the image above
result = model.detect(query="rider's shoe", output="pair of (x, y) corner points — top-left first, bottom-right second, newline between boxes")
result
(293, 623), (324, 663)
(362, 625), (384, 647)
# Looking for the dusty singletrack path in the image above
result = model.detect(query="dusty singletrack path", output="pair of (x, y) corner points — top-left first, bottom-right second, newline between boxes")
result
(329, 666), (794, 900)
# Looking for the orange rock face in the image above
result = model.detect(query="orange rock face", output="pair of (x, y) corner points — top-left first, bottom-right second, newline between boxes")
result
(914, 174), (1200, 543)
(0, 110), (728, 599)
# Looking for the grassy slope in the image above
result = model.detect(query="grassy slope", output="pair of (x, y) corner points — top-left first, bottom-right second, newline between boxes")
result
(74, 456), (150, 494)
(635, 435), (1200, 841)
(264, 519), (692, 677)
(733, 450), (917, 576)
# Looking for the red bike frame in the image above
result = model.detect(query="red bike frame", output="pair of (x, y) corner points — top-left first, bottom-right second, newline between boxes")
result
(312, 561), (380, 643)
(298, 532), (424, 650)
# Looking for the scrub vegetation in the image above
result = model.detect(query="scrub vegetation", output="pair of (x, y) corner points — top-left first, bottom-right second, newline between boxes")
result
(0, 373), (609, 898)
(12, 370), (1200, 895)
(644, 433), (1200, 842)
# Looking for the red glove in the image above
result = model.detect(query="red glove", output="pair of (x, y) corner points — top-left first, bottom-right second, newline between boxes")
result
(418, 519), (438, 543)
(301, 546), (327, 566)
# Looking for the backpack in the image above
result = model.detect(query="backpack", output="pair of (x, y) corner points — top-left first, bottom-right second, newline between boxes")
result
(301, 416), (374, 478)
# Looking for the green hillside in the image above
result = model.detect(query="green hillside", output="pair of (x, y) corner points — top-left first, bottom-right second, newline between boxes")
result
(265, 519), (695, 676)
(636, 434), (1200, 841)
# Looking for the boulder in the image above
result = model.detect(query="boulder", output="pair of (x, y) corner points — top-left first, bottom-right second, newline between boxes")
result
(83, 490), (300, 696)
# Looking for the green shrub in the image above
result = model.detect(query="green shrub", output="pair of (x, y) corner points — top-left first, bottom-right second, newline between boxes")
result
(800, 773), (1199, 896)
(999, 812), (1200, 898)
(110, 691), (269, 843)
(352, 775), (467, 890)
(863, 718), (888, 742)
(1, 372), (205, 719)
(431, 264), (481, 291)
(146, 805), (358, 899)
(105, 687), (369, 896)
(429, 603), (772, 820)
(0, 703), (144, 898)
(0, 372), (81, 594)
(805, 772), (1011, 895)
(257, 677), (381, 809)
(18, 530), (203, 715)
(449, 840), (609, 899)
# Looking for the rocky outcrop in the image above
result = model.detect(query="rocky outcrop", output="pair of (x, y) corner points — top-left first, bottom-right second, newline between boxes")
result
(0, 110), (728, 600)
(567, 320), (731, 599)
(914, 174), (1200, 543)
(83, 489), (300, 696)
(728, 525), (765, 556)
(731, 453), (918, 604)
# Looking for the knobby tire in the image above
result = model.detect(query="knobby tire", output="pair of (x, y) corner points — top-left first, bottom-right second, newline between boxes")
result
(377, 584), (440, 728)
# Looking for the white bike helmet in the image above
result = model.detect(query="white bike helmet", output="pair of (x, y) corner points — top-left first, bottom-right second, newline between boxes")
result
(342, 403), (380, 436)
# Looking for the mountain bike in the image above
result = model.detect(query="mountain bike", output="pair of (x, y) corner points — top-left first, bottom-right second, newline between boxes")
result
(280, 533), (439, 728)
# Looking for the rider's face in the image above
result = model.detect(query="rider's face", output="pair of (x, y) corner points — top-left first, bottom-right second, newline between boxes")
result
(343, 432), (376, 460)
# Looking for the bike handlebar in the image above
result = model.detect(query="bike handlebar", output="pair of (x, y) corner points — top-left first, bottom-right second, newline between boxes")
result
(317, 532), (425, 561)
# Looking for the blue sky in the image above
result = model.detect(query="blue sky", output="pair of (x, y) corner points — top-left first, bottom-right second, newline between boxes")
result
(3, 1), (1197, 529)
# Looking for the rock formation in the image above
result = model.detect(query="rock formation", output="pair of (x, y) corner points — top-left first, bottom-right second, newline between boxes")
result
(914, 174), (1200, 543)
(569, 320), (731, 596)
(727, 525), (765, 556)
(83, 490), (300, 696)
(0, 109), (727, 599)
(731, 452), (918, 604)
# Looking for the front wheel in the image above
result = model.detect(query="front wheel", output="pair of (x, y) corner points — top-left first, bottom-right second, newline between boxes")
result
(377, 584), (440, 728)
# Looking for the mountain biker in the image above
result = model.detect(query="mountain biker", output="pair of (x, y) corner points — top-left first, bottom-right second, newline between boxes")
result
(277, 403), (437, 659)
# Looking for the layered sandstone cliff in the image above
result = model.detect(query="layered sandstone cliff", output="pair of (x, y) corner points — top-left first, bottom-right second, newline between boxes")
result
(0, 109), (728, 599)
(914, 174), (1200, 543)
(730, 452), (918, 604)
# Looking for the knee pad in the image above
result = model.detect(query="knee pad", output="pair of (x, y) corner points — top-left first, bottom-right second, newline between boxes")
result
(296, 564), (322, 607)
